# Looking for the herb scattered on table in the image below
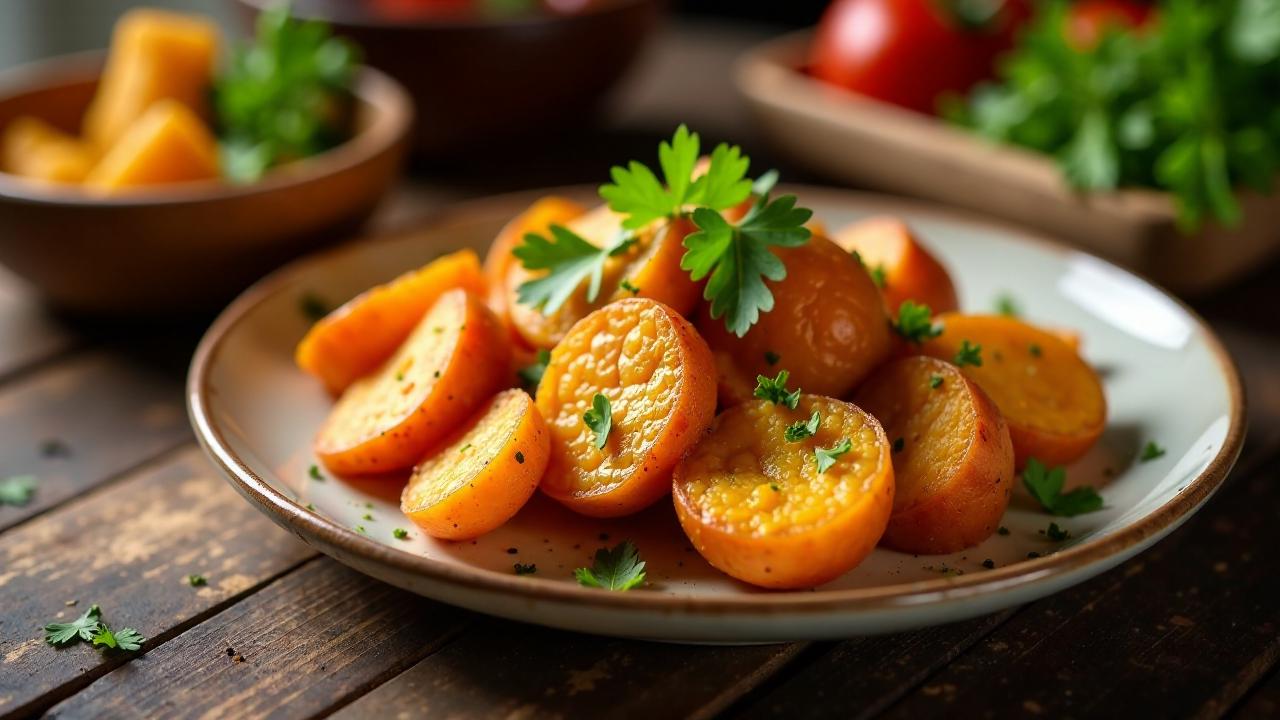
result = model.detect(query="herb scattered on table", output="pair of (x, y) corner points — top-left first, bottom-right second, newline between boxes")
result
(755, 370), (801, 410)
(892, 301), (943, 343)
(784, 410), (821, 442)
(815, 438), (853, 473)
(0, 475), (36, 506)
(1023, 458), (1103, 516)
(393, 528), (409, 540)
(187, 574), (207, 587)
(574, 541), (646, 591)
(44, 604), (145, 653)
(1139, 441), (1166, 462)
(583, 393), (613, 450)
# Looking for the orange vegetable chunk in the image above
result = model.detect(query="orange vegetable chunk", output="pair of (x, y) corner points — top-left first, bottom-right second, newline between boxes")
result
(536, 297), (716, 517)
(315, 288), (511, 475)
(401, 389), (549, 539)
(855, 356), (1014, 554)
(84, 100), (219, 190)
(673, 396), (895, 589)
(297, 249), (488, 395)
(0, 116), (96, 184)
(83, 8), (219, 149)
(699, 234), (892, 404)
(832, 216), (959, 315)
(918, 314), (1106, 468)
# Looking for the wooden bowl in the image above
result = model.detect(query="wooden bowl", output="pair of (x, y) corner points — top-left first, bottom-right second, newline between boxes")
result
(236, 0), (663, 160)
(0, 52), (412, 316)
(736, 31), (1280, 295)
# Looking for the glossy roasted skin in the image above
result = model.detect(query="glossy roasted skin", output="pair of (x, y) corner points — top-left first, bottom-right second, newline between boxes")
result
(401, 389), (549, 540)
(536, 298), (716, 517)
(918, 314), (1107, 468)
(855, 356), (1014, 554)
(673, 395), (894, 589)
(832, 216), (959, 316)
(699, 234), (893, 404)
(506, 205), (702, 349)
(314, 289), (511, 475)
(296, 249), (488, 395)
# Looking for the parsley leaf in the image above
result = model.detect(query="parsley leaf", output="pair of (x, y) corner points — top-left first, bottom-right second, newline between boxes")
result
(92, 624), (145, 652)
(44, 605), (102, 646)
(683, 195), (812, 337)
(892, 301), (943, 343)
(308, 464), (324, 481)
(784, 410), (821, 442)
(583, 393), (613, 450)
(869, 264), (888, 289)
(954, 340), (984, 367)
(393, 528), (409, 540)
(0, 475), (37, 506)
(513, 226), (635, 315)
(1139, 441), (1166, 462)
(688, 140), (753, 211)
(754, 370), (801, 410)
(574, 541), (646, 591)
(994, 293), (1021, 317)
(514, 562), (537, 575)
(518, 349), (552, 389)
(187, 574), (207, 587)
(815, 438), (853, 473)
(929, 374), (944, 389)
(1045, 522), (1072, 542)
(1023, 458), (1103, 516)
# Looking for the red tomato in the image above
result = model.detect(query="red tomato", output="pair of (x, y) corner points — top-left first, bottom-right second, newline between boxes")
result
(809, 0), (1030, 115)
(1067, 0), (1155, 49)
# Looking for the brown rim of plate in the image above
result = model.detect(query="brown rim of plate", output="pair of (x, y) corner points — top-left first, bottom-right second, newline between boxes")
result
(0, 51), (412, 207)
(187, 183), (1246, 616)
(236, 0), (657, 31)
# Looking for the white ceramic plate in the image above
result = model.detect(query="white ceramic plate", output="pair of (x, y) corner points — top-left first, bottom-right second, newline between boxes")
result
(188, 186), (1244, 643)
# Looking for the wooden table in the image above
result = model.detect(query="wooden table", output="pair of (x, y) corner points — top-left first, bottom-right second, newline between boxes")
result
(2, 22), (1279, 720)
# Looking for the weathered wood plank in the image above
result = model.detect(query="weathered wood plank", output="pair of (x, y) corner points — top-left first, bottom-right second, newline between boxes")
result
(1233, 665), (1280, 720)
(333, 622), (806, 720)
(873, 464), (1280, 720)
(44, 559), (470, 720)
(0, 267), (75, 381)
(0, 345), (191, 532)
(0, 447), (313, 719)
(730, 611), (1015, 720)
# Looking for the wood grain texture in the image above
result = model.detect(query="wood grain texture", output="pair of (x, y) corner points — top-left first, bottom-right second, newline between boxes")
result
(874, 464), (1280, 720)
(333, 622), (806, 720)
(44, 558), (469, 720)
(0, 447), (313, 719)
(0, 345), (191, 532)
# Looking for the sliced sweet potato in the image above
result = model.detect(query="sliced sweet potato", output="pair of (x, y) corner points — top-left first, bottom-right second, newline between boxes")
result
(854, 356), (1014, 554)
(483, 196), (587, 341)
(296, 249), (487, 395)
(83, 100), (219, 190)
(699, 234), (893, 404)
(315, 288), (511, 475)
(401, 388), (549, 539)
(918, 314), (1106, 468)
(536, 297), (716, 517)
(0, 116), (96, 184)
(832, 216), (959, 316)
(673, 395), (895, 589)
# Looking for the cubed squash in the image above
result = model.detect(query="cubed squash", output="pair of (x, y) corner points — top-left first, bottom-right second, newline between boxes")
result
(84, 100), (220, 191)
(1, 116), (97, 184)
(82, 9), (219, 150)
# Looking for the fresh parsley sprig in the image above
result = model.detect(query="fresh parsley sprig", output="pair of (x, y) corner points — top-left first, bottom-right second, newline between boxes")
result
(583, 393), (613, 450)
(892, 301), (943, 344)
(574, 541), (646, 591)
(785, 411), (821, 442)
(513, 227), (635, 315)
(1023, 458), (1103, 516)
(754, 371), (801, 410)
(44, 604), (146, 653)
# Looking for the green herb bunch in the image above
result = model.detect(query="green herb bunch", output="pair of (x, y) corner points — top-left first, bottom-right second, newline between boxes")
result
(949, 0), (1280, 230)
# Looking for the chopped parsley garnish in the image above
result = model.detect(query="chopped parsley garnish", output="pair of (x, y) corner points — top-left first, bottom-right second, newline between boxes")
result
(815, 438), (853, 473)
(514, 563), (537, 576)
(308, 464), (324, 481)
(754, 370), (801, 410)
(40, 438), (72, 458)
(44, 604), (103, 646)
(0, 475), (37, 506)
(892, 301), (942, 343)
(362, 513), (374, 521)
(392, 528), (409, 540)
(513, 226), (635, 315)
(764, 350), (781, 366)
(299, 293), (331, 322)
(1022, 458), (1103, 516)
(868, 264), (888, 289)
(187, 574), (207, 587)
(619, 278), (641, 294)
(784, 411), (821, 442)
(994, 293), (1021, 317)
(395, 371), (404, 381)
(1029, 343), (1042, 358)
(574, 540), (646, 591)
(769, 483), (781, 492)
(91, 625), (145, 652)
(1139, 441), (1166, 462)
(518, 349), (551, 389)
(583, 393), (613, 450)
(997, 526), (1010, 536)
(954, 340), (984, 367)
(515, 451), (525, 464)
(892, 437), (905, 453)
(929, 374), (944, 389)
(1044, 522), (1071, 541)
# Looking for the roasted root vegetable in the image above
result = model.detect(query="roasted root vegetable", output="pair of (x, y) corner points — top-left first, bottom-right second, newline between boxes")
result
(0, 117), (96, 184)
(484, 196), (587, 342)
(83, 9), (219, 150)
(673, 395), (895, 589)
(854, 356), (1014, 554)
(918, 314), (1106, 468)
(83, 100), (220, 190)
(536, 298), (716, 517)
(314, 288), (511, 475)
(832, 216), (959, 315)
(297, 249), (487, 395)
(699, 234), (893, 404)
(401, 389), (549, 540)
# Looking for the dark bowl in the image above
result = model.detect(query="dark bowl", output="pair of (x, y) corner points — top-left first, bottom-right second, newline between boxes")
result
(0, 52), (412, 316)
(236, 0), (663, 160)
